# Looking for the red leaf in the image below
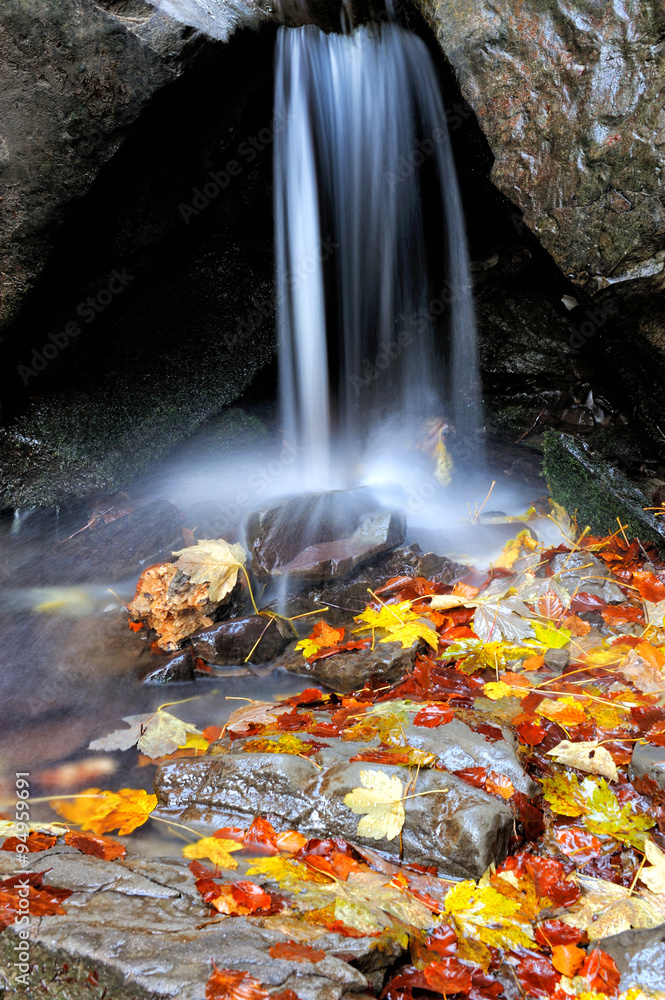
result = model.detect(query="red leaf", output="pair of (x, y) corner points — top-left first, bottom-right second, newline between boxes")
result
(413, 703), (455, 728)
(512, 951), (559, 998)
(537, 592), (565, 620)
(0, 871), (72, 930)
(501, 852), (580, 906)
(426, 923), (458, 957)
(569, 592), (609, 613)
(206, 968), (268, 1000)
(269, 941), (325, 963)
(534, 919), (582, 948)
(275, 709), (315, 732)
(283, 688), (324, 707)
(580, 949), (621, 996)
(64, 830), (126, 861)
(423, 958), (472, 995)
(452, 767), (487, 789)
(516, 720), (545, 745)
(554, 827), (603, 864)
(512, 792), (545, 841)
(1, 831), (56, 853)
(242, 818), (279, 855)
(231, 881), (273, 913)
(633, 571), (665, 603)
(203, 725), (223, 743)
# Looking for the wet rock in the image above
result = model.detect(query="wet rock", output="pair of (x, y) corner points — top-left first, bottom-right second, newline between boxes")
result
(550, 550), (625, 604)
(418, 0), (665, 298)
(304, 544), (466, 625)
(140, 647), (196, 684)
(543, 648), (569, 672)
(246, 491), (406, 581)
(189, 615), (291, 666)
(600, 925), (665, 994)
(543, 432), (665, 553)
(0, 0), (267, 333)
(274, 639), (418, 694)
(155, 714), (532, 877)
(631, 742), (665, 790)
(0, 844), (389, 1000)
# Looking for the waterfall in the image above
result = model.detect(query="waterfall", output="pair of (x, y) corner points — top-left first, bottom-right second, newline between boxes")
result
(274, 19), (482, 490)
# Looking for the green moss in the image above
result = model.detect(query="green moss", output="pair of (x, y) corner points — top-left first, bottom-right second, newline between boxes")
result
(543, 430), (665, 551)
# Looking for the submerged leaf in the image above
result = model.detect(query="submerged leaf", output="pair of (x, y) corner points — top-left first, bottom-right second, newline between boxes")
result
(182, 837), (243, 870)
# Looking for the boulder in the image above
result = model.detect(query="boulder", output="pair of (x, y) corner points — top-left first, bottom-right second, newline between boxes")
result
(631, 742), (665, 791)
(154, 712), (534, 877)
(245, 491), (407, 581)
(140, 647), (197, 684)
(275, 638), (418, 694)
(417, 0), (665, 298)
(600, 925), (665, 994)
(190, 614), (292, 666)
(0, 844), (392, 1000)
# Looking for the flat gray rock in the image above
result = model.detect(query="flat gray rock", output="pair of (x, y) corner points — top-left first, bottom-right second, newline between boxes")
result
(631, 742), (665, 790)
(274, 639), (418, 694)
(600, 924), (665, 993)
(0, 845), (396, 1000)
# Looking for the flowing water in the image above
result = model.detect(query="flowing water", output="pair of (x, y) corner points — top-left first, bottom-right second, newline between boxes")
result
(274, 19), (482, 489)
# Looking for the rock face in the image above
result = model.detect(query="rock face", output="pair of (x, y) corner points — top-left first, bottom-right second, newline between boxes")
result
(275, 639), (419, 694)
(190, 615), (292, 666)
(0, 0), (267, 332)
(418, 0), (665, 296)
(0, 844), (390, 1000)
(246, 492), (407, 581)
(154, 714), (534, 877)
(601, 925), (665, 994)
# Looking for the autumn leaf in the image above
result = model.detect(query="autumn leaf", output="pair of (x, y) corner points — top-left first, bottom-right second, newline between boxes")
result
(172, 538), (246, 604)
(0, 871), (72, 930)
(473, 597), (535, 642)
(546, 740), (619, 782)
(639, 838), (665, 895)
(205, 968), (268, 1000)
(0, 831), (56, 853)
(268, 941), (325, 963)
(224, 701), (285, 734)
(536, 696), (588, 726)
(541, 772), (587, 818)
(583, 777), (654, 849)
(354, 601), (439, 650)
(241, 733), (327, 758)
(296, 870), (435, 936)
(245, 857), (331, 889)
(619, 647), (665, 693)
(182, 837), (243, 870)
(412, 703), (455, 727)
(580, 948), (621, 994)
(551, 943), (585, 977)
(89, 709), (201, 759)
(483, 681), (517, 701)
(343, 769), (405, 842)
(63, 830), (126, 861)
(443, 880), (534, 956)
(50, 787), (157, 835)
(295, 621), (345, 659)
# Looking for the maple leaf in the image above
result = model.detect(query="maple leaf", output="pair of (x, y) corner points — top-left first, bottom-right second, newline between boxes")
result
(172, 538), (246, 603)
(559, 875), (665, 940)
(473, 597), (535, 642)
(50, 787), (157, 835)
(640, 838), (665, 895)
(0, 871), (72, 930)
(444, 880), (534, 955)
(343, 769), (405, 842)
(536, 696), (588, 726)
(268, 941), (325, 962)
(483, 680), (520, 701)
(583, 777), (654, 849)
(89, 710), (201, 759)
(295, 621), (345, 658)
(205, 968), (268, 1000)
(224, 700), (285, 734)
(541, 772), (587, 818)
(354, 601), (439, 650)
(182, 837), (243, 869)
(546, 740), (619, 782)
(245, 857), (331, 889)
(240, 733), (326, 758)
(297, 870), (435, 935)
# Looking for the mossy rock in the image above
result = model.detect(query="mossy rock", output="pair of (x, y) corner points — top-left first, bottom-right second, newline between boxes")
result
(543, 430), (665, 552)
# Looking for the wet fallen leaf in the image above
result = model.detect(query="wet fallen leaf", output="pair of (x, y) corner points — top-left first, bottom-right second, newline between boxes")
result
(640, 838), (665, 895)
(64, 830), (126, 861)
(580, 947), (621, 994)
(619, 647), (665, 693)
(182, 837), (243, 870)
(443, 880), (533, 961)
(297, 870), (434, 936)
(50, 787), (157, 836)
(551, 942), (586, 976)
(241, 733), (327, 758)
(89, 710), (201, 759)
(205, 967), (268, 1000)
(245, 857), (331, 889)
(0, 831), (56, 853)
(268, 941), (325, 963)
(536, 696), (588, 726)
(354, 601), (439, 650)
(546, 740), (619, 782)
(343, 770), (405, 842)
(225, 701), (285, 734)
(172, 538), (246, 603)
(295, 621), (345, 658)
(0, 871), (72, 930)
(559, 874), (664, 939)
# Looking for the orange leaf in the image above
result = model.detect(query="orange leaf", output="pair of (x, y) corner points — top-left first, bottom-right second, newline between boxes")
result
(64, 830), (126, 861)
(0, 872), (72, 930)
(633, 571), (665, 603)
(485, 772), (515, 800)
(1, 831), (56, 853)
(268, 941), (326, 963)
(203, 726), (224, 743)
(536, 697), (587, 726)
(423, 958), (472, 995)
(274, 830), (308, 853)
(522, 654), (545, 671)
(537, 592), (565, 620)
(580, 949), (621, 994)
(552, 944), (586, 977)
(206, 968), (268, 1000)
(561, 615), (591, 637)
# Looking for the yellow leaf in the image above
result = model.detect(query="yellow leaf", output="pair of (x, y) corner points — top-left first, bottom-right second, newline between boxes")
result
(295, 638), (320, 658)
(50, 788), (115, 829)
(541, 772), (587, 818)
(546, 740), (619, 782)
(639, 839), (665, 896)
(245, 857), (330, 888)
(433, 435), (453, 488)
(172, 538), (246, 604)
(181, 732), (210, 752)
(295, 621), (344, 658)
(444, 880), (534, 950)
(354, 601), (439, 650)
(494, 530), (537, 571)
(241, 733), (319, 758)
(343, 769), (405, 842)
(483, 681), (515, 701)
(182, 836), (243, 869)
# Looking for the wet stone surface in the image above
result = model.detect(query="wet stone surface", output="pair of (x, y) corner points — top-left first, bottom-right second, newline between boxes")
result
(189, 615), (292, 667)
(601, 924), (665, 993)
(154, 715), (534, 879)
(274, 639), (418, 694)
(0, 845), (392, 1000)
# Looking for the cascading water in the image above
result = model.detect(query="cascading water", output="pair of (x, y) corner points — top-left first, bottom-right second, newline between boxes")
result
(274, 17), (482, 491)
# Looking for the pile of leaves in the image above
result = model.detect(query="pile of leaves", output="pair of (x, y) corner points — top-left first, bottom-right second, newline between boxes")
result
(5, 506), (665, 999)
